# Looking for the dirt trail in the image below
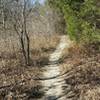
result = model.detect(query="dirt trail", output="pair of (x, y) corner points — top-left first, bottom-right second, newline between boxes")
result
(49, 35), (72, 62)
(41, 35), (73, 100)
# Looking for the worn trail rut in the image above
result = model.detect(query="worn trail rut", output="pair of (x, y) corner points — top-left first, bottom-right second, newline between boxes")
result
(39, 35), (73, 100)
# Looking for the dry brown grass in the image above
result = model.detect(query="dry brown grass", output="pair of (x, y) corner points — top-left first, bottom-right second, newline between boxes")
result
(79, 85), (100, 100)
(0, 34), (60, 53)
(30, 34), (60, 51)
(0, 34), (60, 65)
(0, 33), (60, 99)
(0, 34), (60, 75)
(29, 34), (60, 65)
(63, 43), (100, 100)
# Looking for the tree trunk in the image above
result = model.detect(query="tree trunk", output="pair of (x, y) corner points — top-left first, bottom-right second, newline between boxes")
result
(20, 31), (28, 65)
(25, 31), (30, 65)
(23, 0), (30, 65)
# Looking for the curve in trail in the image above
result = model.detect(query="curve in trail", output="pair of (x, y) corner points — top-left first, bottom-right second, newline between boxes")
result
(41, 35), (73, 100)
(49, 35), (72, 62)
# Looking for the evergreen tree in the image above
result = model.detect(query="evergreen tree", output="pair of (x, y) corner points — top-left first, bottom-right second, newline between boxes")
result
(48, 0), (100, 43)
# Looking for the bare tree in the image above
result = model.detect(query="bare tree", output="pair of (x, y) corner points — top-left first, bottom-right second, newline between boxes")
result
(2, 0), (33, 65)
(0, 0), (5, 29)
(0, 0), (64, 65)
(12, 0), (32, 65)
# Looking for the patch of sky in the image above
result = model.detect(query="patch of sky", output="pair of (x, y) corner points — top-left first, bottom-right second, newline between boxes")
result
(31, 0), (45, 5)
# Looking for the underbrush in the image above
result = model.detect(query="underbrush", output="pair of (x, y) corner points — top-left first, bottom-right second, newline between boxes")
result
(0, 34), (60, 81)
(0, 34), (60, 99)
(64, 43), (100, 100)
(0, 34), (60, 66)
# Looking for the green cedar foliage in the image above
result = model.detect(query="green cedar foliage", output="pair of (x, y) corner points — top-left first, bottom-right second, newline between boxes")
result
(48, 0), (100, 43)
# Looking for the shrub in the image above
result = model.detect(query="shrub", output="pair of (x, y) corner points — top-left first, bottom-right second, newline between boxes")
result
(48, 0), (100, 43)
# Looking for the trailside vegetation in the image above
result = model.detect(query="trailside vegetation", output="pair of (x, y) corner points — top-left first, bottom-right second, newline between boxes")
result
(48, 0), (100, 44)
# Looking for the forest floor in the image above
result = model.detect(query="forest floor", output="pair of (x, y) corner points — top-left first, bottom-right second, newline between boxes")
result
(62, 41), (100, 100)
(0, 35), (100, 100)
